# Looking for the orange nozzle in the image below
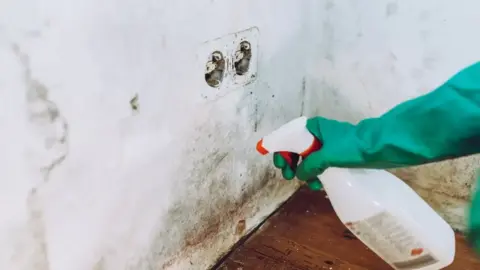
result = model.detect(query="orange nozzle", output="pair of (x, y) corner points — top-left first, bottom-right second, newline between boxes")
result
(256, 139), (269, 155)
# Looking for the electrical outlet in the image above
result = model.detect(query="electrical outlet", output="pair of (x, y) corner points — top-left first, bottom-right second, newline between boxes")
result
(197, 27), (259, 101)
(231, 28), (259, 87)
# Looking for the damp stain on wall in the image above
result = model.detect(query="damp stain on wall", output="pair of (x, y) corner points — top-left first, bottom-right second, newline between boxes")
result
(389, 154), (480, 230)
(10, 44), (70, 270)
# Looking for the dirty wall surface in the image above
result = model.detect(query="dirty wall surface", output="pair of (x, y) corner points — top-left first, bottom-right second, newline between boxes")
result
(0, 0), (314, 269)
(1, 0), (480, 269)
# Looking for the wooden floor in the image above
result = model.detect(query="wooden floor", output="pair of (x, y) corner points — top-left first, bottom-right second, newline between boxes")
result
(215, 187), (480, 270)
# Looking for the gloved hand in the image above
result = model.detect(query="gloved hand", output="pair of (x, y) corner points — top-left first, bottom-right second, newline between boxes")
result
(272, 118), (358, 191)
(273, 61), (480, 191)
(273, 61), (480, 257)
(273, 61), (480, 252)
(273, 151), (323, 190)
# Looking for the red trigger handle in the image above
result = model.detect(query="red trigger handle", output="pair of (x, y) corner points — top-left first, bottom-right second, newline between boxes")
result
(279, 138), (323, 167)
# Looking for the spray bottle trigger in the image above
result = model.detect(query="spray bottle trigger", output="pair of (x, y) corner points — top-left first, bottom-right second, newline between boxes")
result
(299, 137), (323, 157)
(278, 151), (323, 190)
(278, 151), (297, 167)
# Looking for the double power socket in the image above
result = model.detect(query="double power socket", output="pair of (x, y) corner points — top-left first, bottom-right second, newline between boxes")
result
(198, 27), (259, 101)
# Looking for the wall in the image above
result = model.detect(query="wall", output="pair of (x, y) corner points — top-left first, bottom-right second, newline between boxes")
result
(2, 0), (480, 269)
(0, 0), (316, 269)
(306, 0), (480, 231)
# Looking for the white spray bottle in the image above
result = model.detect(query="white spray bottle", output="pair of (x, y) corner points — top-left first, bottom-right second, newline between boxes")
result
(256, 116), (455, 270)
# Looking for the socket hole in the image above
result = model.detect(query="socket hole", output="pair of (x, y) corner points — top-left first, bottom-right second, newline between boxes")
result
(205, 51), (225, 88)
(234, 41), (252, 76)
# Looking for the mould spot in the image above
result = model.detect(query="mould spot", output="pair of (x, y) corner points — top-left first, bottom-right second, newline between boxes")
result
(12, 43), (69, 178)
(389, 51), (397, 61)
(325, 52), (334, 62)
(12, 43), (70, 270)
(235, 219), (246, 235)
(299, 77), (306, 116)
(130, 93), (139, 112)
(325, 0), (334, 10)
(324, 260), (334, 265)
(24, 192), (50, 269)
(150, 113), (287, 268)
(342, 229), (357, 240)
(253, 103), (259, 132)
(386, 2), (398, 17)
(185, 217), (222, 247)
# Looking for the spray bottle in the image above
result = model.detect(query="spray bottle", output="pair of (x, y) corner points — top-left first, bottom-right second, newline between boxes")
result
(256, 116), (455, 270)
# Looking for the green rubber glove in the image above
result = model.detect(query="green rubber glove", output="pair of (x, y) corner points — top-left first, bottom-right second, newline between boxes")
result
(273, 61), (480, 252)
(275, 61), (480, 186)
(273, 152), (323, 190)
(297, 62), (480, 180)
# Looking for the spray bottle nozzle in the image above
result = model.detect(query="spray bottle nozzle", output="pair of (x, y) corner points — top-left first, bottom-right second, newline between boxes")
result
(256, 139), (269, 155)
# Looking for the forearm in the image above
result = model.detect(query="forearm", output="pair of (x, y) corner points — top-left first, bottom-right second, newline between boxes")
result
(354, 62), (480, 167)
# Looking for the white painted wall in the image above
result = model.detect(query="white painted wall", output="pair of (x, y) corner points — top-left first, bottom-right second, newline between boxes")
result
(0, 0), (315, 269)
(306, 0), (480, 231)
(1, 0), (479, 269)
